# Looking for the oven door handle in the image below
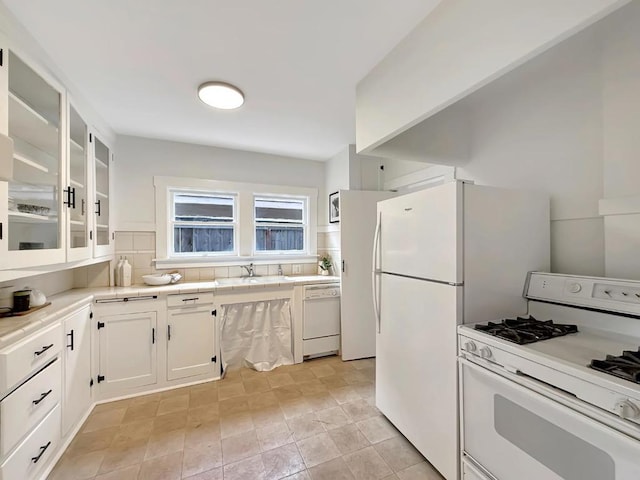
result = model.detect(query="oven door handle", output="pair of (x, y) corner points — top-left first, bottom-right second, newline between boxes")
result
(460, 357), (574, 401)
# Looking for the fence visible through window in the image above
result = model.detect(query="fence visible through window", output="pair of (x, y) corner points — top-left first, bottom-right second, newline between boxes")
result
(172, 192), (236, 254)
(255, 197), (305, 252)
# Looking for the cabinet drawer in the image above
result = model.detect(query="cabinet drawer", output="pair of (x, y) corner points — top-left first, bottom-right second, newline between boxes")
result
(303, 335), (340, 356)
(0, 404), (61, 480)
(0, 323), (62, 394)
(0, 359), (61, 457)
(167, 292), (214, 307)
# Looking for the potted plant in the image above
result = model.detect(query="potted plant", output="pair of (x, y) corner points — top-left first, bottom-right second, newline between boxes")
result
(318, 254), (332, 275)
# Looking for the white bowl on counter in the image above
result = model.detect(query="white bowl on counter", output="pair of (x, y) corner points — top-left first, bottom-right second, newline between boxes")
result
(142, 273), (182, 286)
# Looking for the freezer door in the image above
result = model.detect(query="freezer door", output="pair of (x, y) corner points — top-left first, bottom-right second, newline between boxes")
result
(378, 182), (461, 284)
(376, 273), (461, 480)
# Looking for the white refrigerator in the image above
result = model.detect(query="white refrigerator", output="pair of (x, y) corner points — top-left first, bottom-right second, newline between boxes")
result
(372, 181), (549, 480)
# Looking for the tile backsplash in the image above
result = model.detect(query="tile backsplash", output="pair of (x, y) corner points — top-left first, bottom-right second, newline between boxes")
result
(114, 231), (329, 285)
(317, 230), (341, 277)
(113, 231), (157, 285)
(72, 261), (112, 289)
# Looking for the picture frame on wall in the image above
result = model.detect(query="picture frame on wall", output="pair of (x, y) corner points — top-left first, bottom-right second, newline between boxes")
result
(329, 191), (340, 223)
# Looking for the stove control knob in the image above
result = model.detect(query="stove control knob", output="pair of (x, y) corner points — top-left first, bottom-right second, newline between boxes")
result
(464, 341), (477, 353)
(614, 399), (640, 420)
(568, 283), (582, 294)
(479, 347), (493, 359)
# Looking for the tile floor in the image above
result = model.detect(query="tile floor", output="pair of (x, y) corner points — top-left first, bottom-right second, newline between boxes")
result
(49, 355), (444, 480)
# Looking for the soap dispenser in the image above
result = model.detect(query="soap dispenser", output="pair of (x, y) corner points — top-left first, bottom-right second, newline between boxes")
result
(115, 256), (124, 286)
(122, 257), (132, 287)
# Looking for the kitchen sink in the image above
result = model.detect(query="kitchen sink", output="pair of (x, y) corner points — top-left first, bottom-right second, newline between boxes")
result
(213, 275), (335, 287)
(215, 276), (285, 286)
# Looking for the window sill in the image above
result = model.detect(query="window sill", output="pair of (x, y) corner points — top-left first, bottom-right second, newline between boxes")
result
(154, 255), (319, 270)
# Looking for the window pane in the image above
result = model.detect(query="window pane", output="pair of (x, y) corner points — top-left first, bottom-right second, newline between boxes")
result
(255, 198), (303, 223)
(174, 226), (234, 253)
(256, 226), (303, 251)
(174, 194), (234, 222)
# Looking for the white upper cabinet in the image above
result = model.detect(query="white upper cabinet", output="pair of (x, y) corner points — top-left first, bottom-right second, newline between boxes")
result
(92, 134), (113, 258)
(66, 103), (91, 262)
(1, 50), (66, 269)
(0, 37), (115, 270)
(356, 0), (629, 157)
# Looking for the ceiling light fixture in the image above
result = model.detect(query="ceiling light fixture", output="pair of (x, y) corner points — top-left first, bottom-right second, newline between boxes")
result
(197, 81), (245, 110)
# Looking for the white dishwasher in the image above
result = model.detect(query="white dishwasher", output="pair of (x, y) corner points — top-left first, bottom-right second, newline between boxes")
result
(302, 283), (341, 358)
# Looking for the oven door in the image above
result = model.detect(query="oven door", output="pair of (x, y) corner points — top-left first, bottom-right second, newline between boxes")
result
(460, 358), (640, 480)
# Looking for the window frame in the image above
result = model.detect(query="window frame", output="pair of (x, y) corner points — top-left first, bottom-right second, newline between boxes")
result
(154, 176), (318, 268)
(170, 190), (238, 257)
(253, 194), (308, 255)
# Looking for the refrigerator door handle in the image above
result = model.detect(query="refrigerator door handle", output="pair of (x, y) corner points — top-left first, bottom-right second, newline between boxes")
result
(372, 212), (382, 333)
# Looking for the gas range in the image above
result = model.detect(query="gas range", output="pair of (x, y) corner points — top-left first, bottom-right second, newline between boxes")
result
(458, 272), (640, 480)
(459, 273), (640, 431)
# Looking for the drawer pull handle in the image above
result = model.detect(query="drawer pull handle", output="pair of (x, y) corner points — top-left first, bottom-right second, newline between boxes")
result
(32, 389), (52, 405)
(182, 297), (199, 302)
(34, 344), (54, 356)
(31, 441), (51, 464)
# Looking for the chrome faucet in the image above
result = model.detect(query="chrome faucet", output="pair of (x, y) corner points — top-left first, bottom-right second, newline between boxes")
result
(242, 263), (255, 277)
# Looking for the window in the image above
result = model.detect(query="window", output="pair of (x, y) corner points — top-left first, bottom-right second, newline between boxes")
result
(171, 191), (236, 255)
(155, 176), (318, 267)
(255, 197), (305, 253)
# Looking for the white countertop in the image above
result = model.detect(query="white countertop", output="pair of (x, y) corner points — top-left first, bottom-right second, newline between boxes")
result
(0, 275), (340, 348)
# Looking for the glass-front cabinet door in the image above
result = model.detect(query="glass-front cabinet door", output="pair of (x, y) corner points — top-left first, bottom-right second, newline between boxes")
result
(67, 104), (90, 261)
(93, 134), (113, 256)
(2, 50), (64, 268)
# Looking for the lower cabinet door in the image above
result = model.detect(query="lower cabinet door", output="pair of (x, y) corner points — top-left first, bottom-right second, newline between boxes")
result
(62, 306), (92, 436)
(98, 311), (157, 392)
(0, 404), (61, 480)
(167, 306), (215, 381)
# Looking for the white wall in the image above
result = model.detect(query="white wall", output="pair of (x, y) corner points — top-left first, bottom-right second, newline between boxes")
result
(323, 146), (350, 228)
(113, 135), (325, 231)
(322, 144), (383, 227)
(356, 0), (628, 152)
(455, 23), (605, 276)
(380, 159), (430, 186)
(600, 2), (640, 279)
(347, 146), (382, 192)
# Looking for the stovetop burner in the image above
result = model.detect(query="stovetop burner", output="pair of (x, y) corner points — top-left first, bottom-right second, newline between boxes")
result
(590, 349), (640, 384)
(474, 316), (578, 345)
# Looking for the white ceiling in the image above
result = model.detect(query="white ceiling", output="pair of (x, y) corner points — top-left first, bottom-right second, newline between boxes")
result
(4, 0), (442, 161)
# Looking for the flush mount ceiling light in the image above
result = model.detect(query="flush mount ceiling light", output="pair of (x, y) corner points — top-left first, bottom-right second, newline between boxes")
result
(197, 81), (245, 110)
